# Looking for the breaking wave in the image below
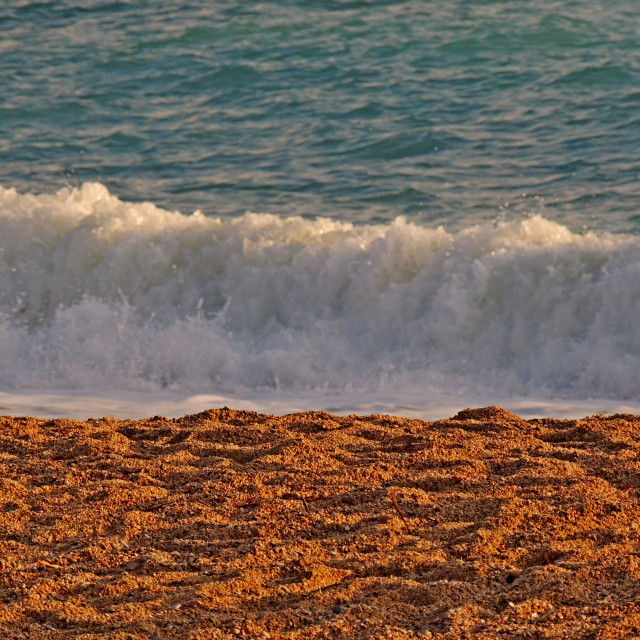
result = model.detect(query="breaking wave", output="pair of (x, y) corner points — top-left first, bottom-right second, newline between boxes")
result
(2, 182), (640, 405)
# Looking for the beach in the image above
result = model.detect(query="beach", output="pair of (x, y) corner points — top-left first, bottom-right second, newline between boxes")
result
(4, 5), (640, 637)
(2, 405), (639, 639)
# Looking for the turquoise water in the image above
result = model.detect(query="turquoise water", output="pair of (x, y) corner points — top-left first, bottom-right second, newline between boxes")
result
(3, 0), (640, 231)
(2, 1), (640, 419)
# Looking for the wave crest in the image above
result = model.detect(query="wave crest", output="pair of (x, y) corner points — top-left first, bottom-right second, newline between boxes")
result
(1, 183), (639, 401)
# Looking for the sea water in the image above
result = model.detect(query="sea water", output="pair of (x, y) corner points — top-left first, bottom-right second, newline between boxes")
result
(2, 1), (640, 419)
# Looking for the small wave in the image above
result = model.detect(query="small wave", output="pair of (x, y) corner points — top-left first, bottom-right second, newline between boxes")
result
(1, 182), (639, 403)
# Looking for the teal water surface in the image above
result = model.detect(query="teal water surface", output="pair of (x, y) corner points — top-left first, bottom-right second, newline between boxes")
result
(2, 0), (640, 230)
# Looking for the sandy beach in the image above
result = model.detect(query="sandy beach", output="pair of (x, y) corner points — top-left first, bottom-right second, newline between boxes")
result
(1, 406), (639, 639)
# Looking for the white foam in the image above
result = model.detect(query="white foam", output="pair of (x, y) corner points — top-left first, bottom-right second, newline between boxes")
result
(2, 182), (640, 418)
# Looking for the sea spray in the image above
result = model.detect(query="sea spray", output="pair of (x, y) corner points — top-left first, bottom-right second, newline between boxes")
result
(1, 183), (639, 403)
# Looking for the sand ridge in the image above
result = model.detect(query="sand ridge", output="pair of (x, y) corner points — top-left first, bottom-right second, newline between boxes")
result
(1, 406), (640, 639)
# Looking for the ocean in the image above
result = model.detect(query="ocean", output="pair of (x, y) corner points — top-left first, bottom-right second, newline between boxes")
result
(2, 0), (640, 419)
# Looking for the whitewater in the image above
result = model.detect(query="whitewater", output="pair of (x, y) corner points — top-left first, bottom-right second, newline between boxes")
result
(2, 182), (640, 419)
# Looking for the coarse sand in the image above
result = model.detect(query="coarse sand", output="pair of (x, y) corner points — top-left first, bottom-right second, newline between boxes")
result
(1, 406), (640, 639)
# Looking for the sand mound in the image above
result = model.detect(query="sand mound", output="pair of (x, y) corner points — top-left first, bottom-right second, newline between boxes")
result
(1, 407), (640, 639)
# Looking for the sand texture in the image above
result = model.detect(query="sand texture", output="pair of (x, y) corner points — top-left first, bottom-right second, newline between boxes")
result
(1, 406), (640, 639)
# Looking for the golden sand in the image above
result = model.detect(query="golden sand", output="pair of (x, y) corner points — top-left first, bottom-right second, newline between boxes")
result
(1, 406), (640, 639)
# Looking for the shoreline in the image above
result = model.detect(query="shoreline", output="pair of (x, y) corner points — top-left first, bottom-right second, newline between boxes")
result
(1, 406), (639, 639)
(5, 389), (640, 424)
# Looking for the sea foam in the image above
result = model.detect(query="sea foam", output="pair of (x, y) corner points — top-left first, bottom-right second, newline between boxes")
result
(1, 183), (640, 417)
